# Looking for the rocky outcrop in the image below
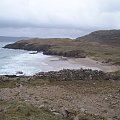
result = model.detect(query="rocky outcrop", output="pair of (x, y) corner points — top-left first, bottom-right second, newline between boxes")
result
(34, 69), (108, 81)
(4, 42), (51, 52)
(43, 50), (86, 58)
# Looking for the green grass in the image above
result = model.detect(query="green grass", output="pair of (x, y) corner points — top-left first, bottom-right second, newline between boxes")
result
(0, 79), (18, 89)
(0, 78), (51, 89)
(0, 101), (67, 120)
(50, 41), (120, 64)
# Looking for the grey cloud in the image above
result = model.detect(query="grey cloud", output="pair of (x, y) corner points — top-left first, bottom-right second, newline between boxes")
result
(0, 27), (90, 38)
(0, 0), (120, 37)
(100, 0), (120, 12)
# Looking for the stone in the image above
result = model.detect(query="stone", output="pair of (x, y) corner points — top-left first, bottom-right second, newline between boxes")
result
(39, 104), (45, 108)
(53, 112), (63, 118)
(16, 71), (23, 75)
(80, 108), (87, 113)
(61, 109), (69, 118)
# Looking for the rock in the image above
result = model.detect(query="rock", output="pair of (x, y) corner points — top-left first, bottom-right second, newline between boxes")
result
(0, 109), (4, 112)
(80, 108), (87, 113)
(34, 69), (107, 81)
(104, 97), (108, 101)
(61, 109), (69, 118)
(53, 112), (63, 118)
(16, 71), (24, 75)
(93, 82), (96, 85)
(49, 108), (56, 112)
(4, 75), (17, 78)
(29, 51), (38, 54)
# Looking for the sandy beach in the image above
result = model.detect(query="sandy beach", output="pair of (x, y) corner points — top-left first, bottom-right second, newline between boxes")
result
(41, 56), (120, 73)
(69, 57), (120, 72)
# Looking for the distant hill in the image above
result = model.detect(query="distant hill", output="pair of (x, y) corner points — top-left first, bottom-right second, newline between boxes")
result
(76, 30), (120, 46)
(0, 36), (28, 42)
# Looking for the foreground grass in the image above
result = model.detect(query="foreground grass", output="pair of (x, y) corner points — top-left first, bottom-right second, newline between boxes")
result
(0, 100), (107, 120)
(0, 77), (51, 89)
(0, 100), (67, 120)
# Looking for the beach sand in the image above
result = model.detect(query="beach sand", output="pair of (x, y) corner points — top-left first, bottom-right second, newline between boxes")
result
(40, 56), (120, 73)
(69, 57), (120, 72)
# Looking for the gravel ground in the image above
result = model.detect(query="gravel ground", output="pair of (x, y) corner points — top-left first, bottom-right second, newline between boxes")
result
(0, 80), (120, 119)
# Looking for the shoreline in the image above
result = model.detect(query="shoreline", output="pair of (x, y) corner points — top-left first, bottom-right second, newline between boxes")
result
(40, 55), (120, 73)
(2, 38), (120, 75)
(0, 55), (119, 77)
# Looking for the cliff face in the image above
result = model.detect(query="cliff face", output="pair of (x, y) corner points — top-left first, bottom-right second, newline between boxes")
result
(4, 42), (51, 51)
(76, 30), (120, 46)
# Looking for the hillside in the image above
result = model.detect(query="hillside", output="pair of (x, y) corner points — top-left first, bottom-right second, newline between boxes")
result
(76, 30), (120, 46)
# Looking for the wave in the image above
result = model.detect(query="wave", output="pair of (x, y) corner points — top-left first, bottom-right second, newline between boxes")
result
(0, 52), (49, 76)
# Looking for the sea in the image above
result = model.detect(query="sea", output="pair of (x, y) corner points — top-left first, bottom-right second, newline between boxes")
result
(0, 40), (56, 76)
(0, 37), (101, 76)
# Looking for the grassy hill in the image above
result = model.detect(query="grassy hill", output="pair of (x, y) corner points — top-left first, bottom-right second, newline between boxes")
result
(76, 30), (120, 46)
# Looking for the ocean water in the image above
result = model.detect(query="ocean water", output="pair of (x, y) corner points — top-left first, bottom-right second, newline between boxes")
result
(0, 41), (51, 76)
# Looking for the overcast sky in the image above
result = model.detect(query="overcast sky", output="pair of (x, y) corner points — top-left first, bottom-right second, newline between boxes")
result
(0, 0), (120, 38)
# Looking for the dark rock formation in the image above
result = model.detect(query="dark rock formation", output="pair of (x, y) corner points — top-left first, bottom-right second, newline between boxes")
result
(4, 42), (51, 52)
(43, 50), (86, 58)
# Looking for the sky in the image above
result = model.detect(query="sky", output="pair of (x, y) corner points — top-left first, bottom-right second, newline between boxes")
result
(0, 0), (120, 38)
